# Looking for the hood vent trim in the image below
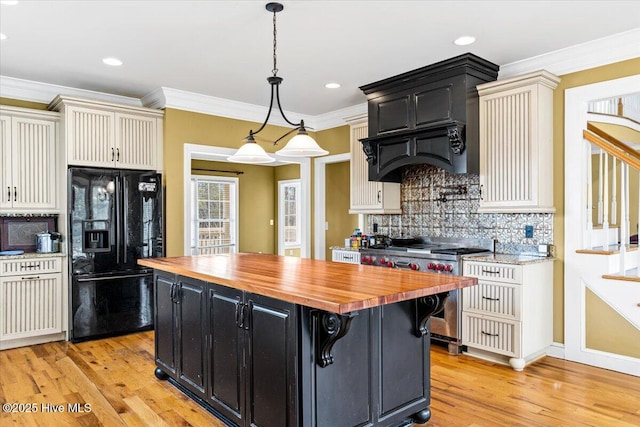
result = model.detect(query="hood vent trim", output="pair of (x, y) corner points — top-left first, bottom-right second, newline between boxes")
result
(359, 53), (499, 182)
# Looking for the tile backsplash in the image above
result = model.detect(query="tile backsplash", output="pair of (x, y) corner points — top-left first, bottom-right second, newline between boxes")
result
(366, 165), (554, 255)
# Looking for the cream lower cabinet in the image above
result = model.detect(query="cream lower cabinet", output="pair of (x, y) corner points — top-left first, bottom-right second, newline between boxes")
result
(0, 257), (66, 349)
(349, 122), (401, 214)
(477, 71), (560, 213)
(0, 107), (60, 212)
(49, 95), (163, 171)
(462, 259), (553, 370)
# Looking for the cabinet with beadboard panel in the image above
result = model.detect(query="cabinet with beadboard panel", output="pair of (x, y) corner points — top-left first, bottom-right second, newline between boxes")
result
(462, 259), (553, 370)
(49, 95), (163, 171)
(0, 106), (60, 213)
(0, 256), (66, 349)
(477, 70), (560, 213)
(349, 121), (401, 214)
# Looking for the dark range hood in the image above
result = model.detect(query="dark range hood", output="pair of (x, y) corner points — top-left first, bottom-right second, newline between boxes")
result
(359, 53), (499, 182)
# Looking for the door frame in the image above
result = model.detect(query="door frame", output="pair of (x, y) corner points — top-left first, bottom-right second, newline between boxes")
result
(183, 143), (311, 257)
(313, 153), (350, 260)
(564, 74), (640, 375)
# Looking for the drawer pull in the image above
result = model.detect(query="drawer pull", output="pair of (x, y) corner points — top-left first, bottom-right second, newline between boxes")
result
(20, 264), (41, 270)
(343, 256), (353, 260)
(481, 269), (500, 275)
(21, 276), (40, 280)
(482, 296), (500, 301)
(481, 331), (499, 337)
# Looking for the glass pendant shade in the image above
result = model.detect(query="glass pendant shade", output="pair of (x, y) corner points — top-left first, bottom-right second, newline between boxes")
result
(275, 131), (329, 157)
(227, 138), (276, 164)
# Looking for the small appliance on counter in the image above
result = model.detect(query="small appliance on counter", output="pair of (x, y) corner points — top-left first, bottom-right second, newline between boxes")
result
(35, 231), (62, 253)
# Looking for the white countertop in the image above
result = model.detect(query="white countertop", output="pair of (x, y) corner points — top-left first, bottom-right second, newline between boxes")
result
(464, 253), (554, 265)
(0, 252), (66, 260)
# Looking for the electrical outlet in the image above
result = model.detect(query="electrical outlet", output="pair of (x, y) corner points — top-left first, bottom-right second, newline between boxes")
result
(525, 225), (534, 238)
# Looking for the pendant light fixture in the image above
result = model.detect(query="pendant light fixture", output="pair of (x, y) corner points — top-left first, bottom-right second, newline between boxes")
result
(227, 2), (328, 164)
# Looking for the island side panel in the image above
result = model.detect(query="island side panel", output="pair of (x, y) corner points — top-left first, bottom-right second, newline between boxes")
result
(301, 301), (431, 427)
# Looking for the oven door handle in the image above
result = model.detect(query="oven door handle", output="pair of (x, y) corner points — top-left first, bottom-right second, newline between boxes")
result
(75, 272), (152, 282)
(393, 261), (412, 269)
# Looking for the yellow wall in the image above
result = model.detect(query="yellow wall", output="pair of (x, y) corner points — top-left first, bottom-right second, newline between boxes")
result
(164, 108), (350, 257)
(586, 289), (640, 358)
(192, 159), (277, 254)
(552, 57), (640, 345)
(0, 97), (48, 110)
(325, 162), (359, 259)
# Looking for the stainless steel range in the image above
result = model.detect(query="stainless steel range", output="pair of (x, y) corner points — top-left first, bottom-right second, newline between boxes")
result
(359, 237), (493, 354)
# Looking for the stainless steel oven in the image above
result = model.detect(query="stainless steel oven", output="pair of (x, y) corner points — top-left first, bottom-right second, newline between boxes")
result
(360, 237), (491, 354)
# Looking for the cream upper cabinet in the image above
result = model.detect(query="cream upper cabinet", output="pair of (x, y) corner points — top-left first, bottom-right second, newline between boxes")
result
(477, 71), (560, 213)
(349, 122), (401, 214)
(50, 96), (163, 171)
(0, 107), (60, 212)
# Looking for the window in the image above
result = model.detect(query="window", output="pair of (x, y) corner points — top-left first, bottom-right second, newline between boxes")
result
(190, 176), (238, 255)
(279, 180), (301, 251)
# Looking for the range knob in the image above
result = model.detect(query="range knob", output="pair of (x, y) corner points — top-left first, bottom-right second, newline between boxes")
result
(368, 256), (376, 265)
(427, 263), (436, 271)
(444, 264), (453, 273)
(435, 264), (445, 271)
(386, 260), (395, 268)
(410, 263), (419, 271)
(379, 258), (387, 266)
(361, 255), (369, 264)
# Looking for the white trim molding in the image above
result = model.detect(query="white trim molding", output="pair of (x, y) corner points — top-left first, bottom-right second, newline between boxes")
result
(564, 74), (640, 377)
(500, 28), (640, 78)
(0, 75), (143, 107)
(2, 28), (638, 127)
(314, 153), (351, 260)
(183, 143), (311, 258)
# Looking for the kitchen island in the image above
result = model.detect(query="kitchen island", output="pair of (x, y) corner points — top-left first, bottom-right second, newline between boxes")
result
(139, 253), (477, 427)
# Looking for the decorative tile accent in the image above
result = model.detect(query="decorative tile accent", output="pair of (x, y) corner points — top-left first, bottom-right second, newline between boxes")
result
(367, 165), (554, 255)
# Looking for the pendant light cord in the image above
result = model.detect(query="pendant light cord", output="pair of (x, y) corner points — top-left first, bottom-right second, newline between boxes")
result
(250, 3), (302, 139)
(272, 8), (278, 77)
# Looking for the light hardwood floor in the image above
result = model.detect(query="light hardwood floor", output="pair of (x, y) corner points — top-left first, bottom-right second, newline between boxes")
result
(1, 332), (638, 426)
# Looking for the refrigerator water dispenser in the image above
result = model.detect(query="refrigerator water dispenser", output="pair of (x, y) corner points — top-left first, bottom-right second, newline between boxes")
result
(82, 220), (110, 252)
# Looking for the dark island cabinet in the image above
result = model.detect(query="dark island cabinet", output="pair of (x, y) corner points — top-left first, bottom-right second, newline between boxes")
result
(301, 300), (430, 426)
(153, 273), (207, 398)
(207, 285), (298, 427)
(154, 272), (434, 427)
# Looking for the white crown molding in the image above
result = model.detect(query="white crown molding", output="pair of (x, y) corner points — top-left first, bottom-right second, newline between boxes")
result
(3, 29), (638, 127)
(0, 75), (142, 107)
(143, 86), (316, 129)
(499, 28), (640, 79)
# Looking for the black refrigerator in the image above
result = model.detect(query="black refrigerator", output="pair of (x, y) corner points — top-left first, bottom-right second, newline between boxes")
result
(68, 167), (163, 342)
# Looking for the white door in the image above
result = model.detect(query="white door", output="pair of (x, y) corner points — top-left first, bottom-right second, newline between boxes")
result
(564, 75), (640, 376)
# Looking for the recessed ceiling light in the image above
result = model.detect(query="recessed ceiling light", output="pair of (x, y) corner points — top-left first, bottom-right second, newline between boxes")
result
(0, 0), (19, 5)
(102, 57), (123, 66)
(325, 82), (341, 89)
(454, 36), (476, 46)
(0, 33), (6, 40)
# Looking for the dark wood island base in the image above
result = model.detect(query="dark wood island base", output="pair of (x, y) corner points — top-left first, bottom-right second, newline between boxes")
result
(139, 253), (477, 427)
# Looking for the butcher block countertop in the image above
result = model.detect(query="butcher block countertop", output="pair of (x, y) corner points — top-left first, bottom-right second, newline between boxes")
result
(138, 253), (477, 314)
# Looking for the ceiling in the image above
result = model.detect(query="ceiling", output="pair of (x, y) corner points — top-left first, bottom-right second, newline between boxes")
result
(1, 1), (639, 117)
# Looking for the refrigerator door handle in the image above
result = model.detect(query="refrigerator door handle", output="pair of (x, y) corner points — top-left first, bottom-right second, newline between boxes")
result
(115, 175), (121, 265)
(123, 175), (128, 264)
(75, 272), (152, 282)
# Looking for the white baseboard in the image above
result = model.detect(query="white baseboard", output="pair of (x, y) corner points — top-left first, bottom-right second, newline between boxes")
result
(545, 342), (566, 359)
